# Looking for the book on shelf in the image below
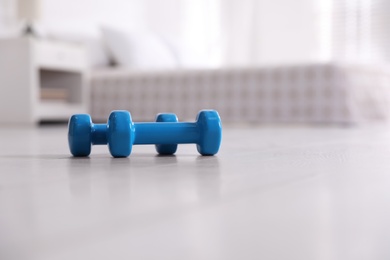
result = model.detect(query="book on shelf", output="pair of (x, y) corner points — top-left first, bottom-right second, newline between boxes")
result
(40, 88), (69, 101)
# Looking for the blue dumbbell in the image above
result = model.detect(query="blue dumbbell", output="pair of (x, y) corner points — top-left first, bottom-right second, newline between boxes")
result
(68, 110), (222, 157)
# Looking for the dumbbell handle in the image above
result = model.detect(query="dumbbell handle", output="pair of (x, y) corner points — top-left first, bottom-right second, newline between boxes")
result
(92, 124), (108, 145)
(91, 122), (199, 145)
(135, 123), (198, 144)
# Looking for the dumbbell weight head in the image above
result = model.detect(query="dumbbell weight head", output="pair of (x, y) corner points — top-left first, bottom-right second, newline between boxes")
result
(196, 110), (222, 155)
(68, 114), (92, 157)
(107, 110), (135, 157)
(155, 113), (179, 155)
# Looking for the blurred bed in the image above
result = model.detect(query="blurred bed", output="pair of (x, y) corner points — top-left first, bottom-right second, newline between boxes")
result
(90, 63), (390, 124)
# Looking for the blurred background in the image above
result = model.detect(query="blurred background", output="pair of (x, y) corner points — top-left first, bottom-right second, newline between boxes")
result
(0, 0), (390, 124)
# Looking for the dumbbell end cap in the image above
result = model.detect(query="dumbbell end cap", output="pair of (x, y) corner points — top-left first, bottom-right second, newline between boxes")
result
(68, 114), (92, 157)
(196, 110), (222, 156)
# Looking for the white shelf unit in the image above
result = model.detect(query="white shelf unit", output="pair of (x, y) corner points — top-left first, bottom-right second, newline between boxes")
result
(0, 37), (88, 124)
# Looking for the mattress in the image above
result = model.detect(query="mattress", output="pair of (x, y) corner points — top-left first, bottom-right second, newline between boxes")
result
(90, 63), (390, 124)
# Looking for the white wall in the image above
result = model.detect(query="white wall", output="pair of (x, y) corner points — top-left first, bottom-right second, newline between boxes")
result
(256, 0), (323, 65)
(41, 0), (186, 40)
(0, 0), (184, 38)
(0, 0), (17, 36)
(0, 0), (326, 67)
(41, 0), (145, 34)
(221, 0), (326, 66)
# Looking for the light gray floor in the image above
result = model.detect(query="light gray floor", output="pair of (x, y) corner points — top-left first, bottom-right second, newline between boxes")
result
(1, 125), (390, 260)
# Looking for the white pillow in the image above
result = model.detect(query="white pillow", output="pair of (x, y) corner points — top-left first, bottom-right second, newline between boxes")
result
(101, 26), (178, 70)
(159, 37), (211, 69)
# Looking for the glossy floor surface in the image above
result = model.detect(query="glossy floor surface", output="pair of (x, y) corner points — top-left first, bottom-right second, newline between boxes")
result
(1, 125), (390, 260)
